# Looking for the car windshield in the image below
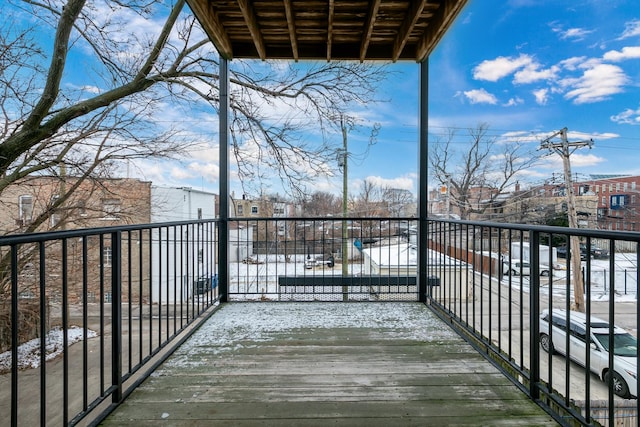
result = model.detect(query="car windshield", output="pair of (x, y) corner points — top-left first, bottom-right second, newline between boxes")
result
(594, 333), (638, 357)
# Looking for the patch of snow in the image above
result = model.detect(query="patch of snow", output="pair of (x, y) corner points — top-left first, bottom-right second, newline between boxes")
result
(0, 326), (97, 374)
(163, 302), (457, 369)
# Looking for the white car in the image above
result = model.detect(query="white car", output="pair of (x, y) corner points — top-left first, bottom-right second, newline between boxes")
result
(540, 309), (638, 399)
(503, 261), (550, 276)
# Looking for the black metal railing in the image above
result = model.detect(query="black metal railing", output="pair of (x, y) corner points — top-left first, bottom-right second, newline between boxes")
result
(1, 220), (220, 426)
(226, 217), (419, 301)
(3, 215), (639, 426)
(426, 218), (639, 427)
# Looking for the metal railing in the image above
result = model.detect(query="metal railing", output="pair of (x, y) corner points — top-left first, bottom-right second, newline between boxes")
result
(1, 220), (220, 426)
(226, 217), (419, 301)
(3, 215), (639, 426)
(426, 218), (639, 427)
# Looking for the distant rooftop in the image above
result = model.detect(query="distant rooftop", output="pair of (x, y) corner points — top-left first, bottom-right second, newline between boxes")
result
(588, 174), (632, 180)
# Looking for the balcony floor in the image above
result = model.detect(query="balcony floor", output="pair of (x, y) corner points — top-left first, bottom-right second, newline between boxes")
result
(101, 302), (555, 426)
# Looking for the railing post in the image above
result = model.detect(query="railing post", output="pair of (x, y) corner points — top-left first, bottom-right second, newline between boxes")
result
(218, 56), (229, 302)
(111, 231), (122, 403)
(11, 245), (18, 427)
(418, 59), (429, 303)
(529, 229), (540, 400)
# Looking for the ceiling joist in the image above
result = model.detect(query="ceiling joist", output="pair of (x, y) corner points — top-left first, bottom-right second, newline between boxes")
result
(185, 0), (469, 62)
(236, 0), (267, 60)
(359, 0), (382, 62)
(283, 0), (299, 61)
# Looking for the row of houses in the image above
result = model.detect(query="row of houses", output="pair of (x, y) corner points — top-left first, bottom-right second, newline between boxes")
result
(430, 174), (640, 232)
(1, 177), (218, 304)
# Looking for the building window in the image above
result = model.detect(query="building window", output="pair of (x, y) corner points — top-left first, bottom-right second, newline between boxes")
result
(251, 206), (259, 214)
(18, 195), (34, 225)
(632, 182), (637, 190)
(237, 204), (244, 215)
(610, 194), (628, 210)
(102, 198), (121, 219)
(595, 185), (599, 194)
(624, 182), (628, 191)
(104, 246), (113, 267)
(197, 208), (203, 219)
(50, 195), (61, 227)
(198, 249), (203, 263)
(602, 196), (606, 205)
(78, 200), (87, 217)
(616, 183), (621, 191)
(609, 184), (613, 192)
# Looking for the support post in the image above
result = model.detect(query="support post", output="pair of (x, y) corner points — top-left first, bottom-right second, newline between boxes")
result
(418, 59), (429, 303)
(218, 58), (229, 302)
(341, 118), (349, 301)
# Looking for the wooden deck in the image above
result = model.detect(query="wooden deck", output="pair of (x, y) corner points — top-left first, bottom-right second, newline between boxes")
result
(101, 302), (556, 426)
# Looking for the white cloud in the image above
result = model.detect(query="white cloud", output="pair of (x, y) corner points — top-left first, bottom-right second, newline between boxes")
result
(170, 166), (196, 180)
(504, 97), (524, 107)
(540, 153), (605, 170)
(566, 131), (618, 141)
(562, 64), (628, 104)
(559, 56), (588, 71)
(559, 27), (593, 41)
(618, 20), (640, 40)
(462, 88), (498, 105)
(570, 153), (606, 168)
(184, 162), (220, 183)
(532, 88), (549, 105)
(364, 175), (414, 191)
(473, 54), (533, 82)
(611, 107), (640, 125)
(603, 46), (640, 62)
(514, 64), (559, 84)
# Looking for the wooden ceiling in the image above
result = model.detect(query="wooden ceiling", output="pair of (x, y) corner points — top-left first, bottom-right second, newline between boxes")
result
(185, 0), (469, 62)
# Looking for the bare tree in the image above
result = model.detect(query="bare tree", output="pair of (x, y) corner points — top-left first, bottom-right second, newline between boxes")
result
(429, 123), (539, 220)
(302, 191), (341, 217)
(350, 180), (386, 216)
(1, 0), (388, 208)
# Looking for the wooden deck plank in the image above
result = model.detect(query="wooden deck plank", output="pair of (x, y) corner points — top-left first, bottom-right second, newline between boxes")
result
(101, 302), (555, 426)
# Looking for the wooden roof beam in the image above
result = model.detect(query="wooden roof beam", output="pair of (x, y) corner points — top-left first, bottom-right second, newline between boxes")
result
(392, 1), (426, 62)
(237, 0), (267, 60)
(360, 0), (382, 62)
(327, 0), (334, 61)
(186, 0), (233, 59)
(283, 0), (299, 61)
(416, 0), (468, 61)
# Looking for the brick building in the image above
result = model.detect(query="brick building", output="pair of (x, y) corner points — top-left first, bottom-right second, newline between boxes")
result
(0, 176), (152, 303)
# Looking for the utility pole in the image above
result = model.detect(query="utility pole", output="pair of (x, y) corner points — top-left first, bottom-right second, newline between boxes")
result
(541, 127), (593, 312)
(340, 117), (349, 301)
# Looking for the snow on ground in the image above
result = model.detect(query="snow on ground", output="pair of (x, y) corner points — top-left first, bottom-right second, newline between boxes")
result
(0, 326), (97, 374)
(501, 253), (638, 303)
(161, 302), (458, 370)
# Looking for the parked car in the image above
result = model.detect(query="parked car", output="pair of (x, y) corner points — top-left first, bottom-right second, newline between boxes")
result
(556, 244), (586, 260)
(590, 245), (610, 259)
(540, 309), (638, 399)
(503, 261), (550, 276)
(556, 243), (609, 260)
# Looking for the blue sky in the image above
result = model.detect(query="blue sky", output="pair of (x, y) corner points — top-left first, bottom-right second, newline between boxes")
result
(341, 0), (640, 199)
(7, 0), (640, 200)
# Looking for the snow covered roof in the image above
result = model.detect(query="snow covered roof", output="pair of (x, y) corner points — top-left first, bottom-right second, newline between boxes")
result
(361, 243), (466, 268)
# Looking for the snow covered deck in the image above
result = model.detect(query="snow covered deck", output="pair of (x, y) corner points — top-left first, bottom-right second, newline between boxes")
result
(101, 302), (554, 425)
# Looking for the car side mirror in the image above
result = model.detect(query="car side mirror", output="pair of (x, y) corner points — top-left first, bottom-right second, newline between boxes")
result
(590, 342), (598, 351)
